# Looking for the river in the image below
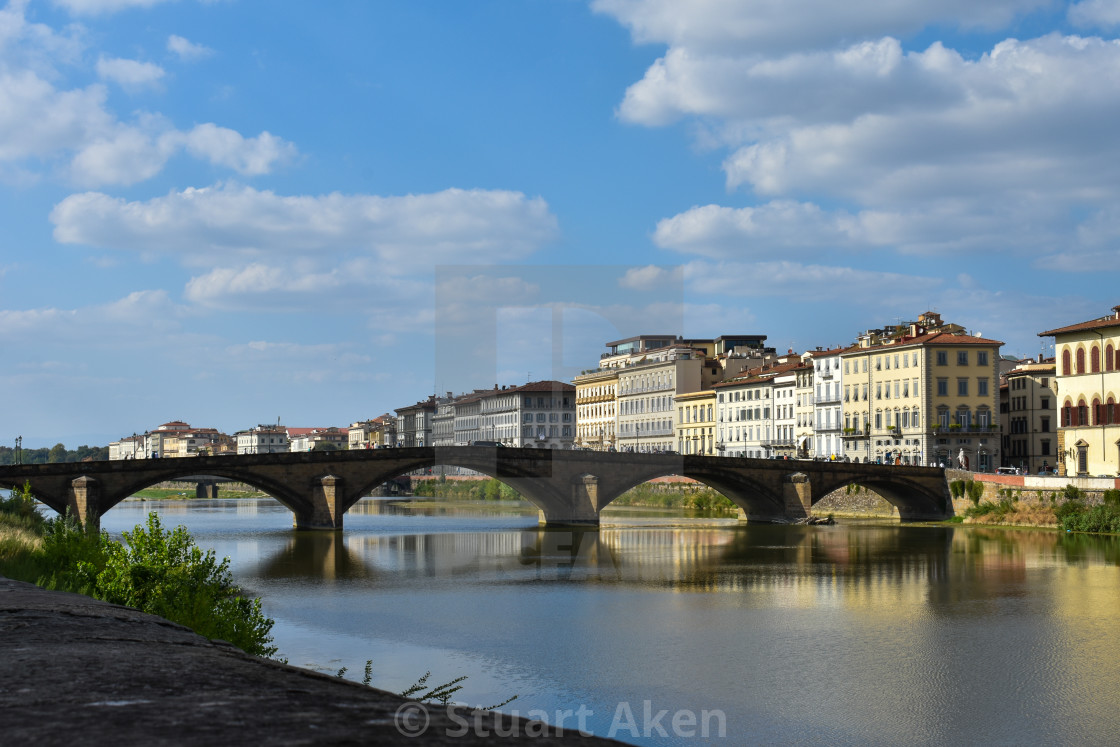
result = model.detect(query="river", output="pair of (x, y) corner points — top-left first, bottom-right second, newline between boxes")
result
(100, 498), (1120, 746)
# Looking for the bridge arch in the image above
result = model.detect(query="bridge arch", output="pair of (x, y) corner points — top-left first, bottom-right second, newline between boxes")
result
(593, 462), (787, 523)
(808, 470), (950, 521)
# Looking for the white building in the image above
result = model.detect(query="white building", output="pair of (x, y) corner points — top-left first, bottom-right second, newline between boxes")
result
(810, 346), (849, 460)
(236, 424), (290, 454)
(477, 381), (576, 448)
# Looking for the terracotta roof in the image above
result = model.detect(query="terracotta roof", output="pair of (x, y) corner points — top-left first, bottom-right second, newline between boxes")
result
(843, 331), (1003, 351)
(808, 344), (859, 357)
(713, 360), (801, 387)
(1039, 308), (1120, 337)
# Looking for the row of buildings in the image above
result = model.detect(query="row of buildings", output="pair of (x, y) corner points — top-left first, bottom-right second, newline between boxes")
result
(107, 305), (1120, 478)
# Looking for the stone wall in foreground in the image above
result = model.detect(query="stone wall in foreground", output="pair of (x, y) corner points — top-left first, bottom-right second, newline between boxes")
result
(0, 576), (624, 746)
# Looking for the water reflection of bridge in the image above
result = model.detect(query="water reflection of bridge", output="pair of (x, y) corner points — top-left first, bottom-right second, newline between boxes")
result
(251, 521), (958, 602)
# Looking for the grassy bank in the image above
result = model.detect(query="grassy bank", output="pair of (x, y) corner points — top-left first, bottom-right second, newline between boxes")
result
(608, 482), (738, 512)
(953, 486), (1120, 534)
(131, 482), (269, 500)
(412, 476), (739, 513)
(0, 483), (275, 657)
(411, 477), (528, 502)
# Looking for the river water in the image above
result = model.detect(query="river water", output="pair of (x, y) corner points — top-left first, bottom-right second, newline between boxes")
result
(99, 498), (1120, 746)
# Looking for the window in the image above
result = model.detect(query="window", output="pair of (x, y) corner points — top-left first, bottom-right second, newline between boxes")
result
(1092, 347), (1101, 373)
(978, 351), (988, 366)
(1108, 345), (1116, 372)
(1062, 350), (1071, 376)
(958, 378), (969, 396)
(1041, 440), (1050, 455)
(957, 351), (968, 365)
(1076, 348), (1085, 375)
(937, 378), (948, 396)
(937, 351), (948, 366)
(978, 379), (988, 396)
(1041, 417), (1050, 432)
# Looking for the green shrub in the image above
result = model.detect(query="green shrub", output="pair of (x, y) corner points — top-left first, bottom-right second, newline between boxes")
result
(12, 513), (275, 657)
(1063, 484), (1084, 502)
(949, 480), (965, 499)
(1055, 499), (1086, 522)
(0, 481), (43, 526)
(1103, 489), (1120, 507)
(966, 480), (985, 505)
(1060, 503), (1120, 534)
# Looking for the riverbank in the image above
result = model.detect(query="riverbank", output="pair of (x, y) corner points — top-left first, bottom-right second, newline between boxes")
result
(0, 576), (624, 745)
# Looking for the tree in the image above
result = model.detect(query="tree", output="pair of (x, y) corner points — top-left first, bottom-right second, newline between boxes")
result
(48, 443), (67, 463)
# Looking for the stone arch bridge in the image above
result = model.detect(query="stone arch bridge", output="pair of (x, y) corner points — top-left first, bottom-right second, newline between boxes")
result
(0, 447), (953, 531)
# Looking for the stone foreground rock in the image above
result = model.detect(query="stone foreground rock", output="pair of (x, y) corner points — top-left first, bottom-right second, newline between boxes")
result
(0, 577), (626, 745)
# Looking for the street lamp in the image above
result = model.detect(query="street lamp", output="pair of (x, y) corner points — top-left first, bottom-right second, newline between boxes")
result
(15, 436), (22, 465)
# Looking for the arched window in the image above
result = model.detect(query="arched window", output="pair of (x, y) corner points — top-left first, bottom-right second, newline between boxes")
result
(1091, 346), (1101, 373)
(1076, 348), (1086, 375)
(1077, 398), (1088, 427)
(1062, 402), (1073, 427)
(1107, 396), (1116, 426)
(1108, 345), (1115, 372)
(1062, 349), (1071, 376)
(1093, 397), (1102, 425)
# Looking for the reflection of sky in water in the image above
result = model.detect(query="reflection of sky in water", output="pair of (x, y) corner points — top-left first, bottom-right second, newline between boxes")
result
(100, 498), (1120, 747)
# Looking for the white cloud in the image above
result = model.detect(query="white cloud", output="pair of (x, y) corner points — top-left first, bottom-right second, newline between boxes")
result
(1070, 0), (1120, 27)
(618, 264), (682, 290)
(720, 35), (1120, 203)
(51, 182), (559, 270)
(683, 260), (938, 303)
(177, 123), (295, 175)
(51, 0), (177, 16)
(167, 34), (212, 61)
(0, 72), (113, 162)
(0, 4), (292, 186)
(653, 201), (862, 258)
(0, 289), (180, 344)
(604, 0), (1120, 270)
(96, 56), (165, 89)
(593, 0), (1052, 55)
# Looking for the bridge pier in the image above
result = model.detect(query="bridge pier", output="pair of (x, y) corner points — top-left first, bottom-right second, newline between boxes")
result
(535, 474), (600, 527)
(68, 476), (101, 531)
(293, 475), (344, 531)
(783, 473), (811, 519)
(195, 482), (219, 500)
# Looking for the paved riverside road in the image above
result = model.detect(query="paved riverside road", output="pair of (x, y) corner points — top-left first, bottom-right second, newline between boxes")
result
(0, 577), (626, 745)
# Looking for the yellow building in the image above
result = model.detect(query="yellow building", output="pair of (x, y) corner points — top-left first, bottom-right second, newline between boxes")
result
(1040, 305), (1120, 476)
(841, 331), (1003, 469)
(573, 368), (617, 450)
(675, 389), (716, 455)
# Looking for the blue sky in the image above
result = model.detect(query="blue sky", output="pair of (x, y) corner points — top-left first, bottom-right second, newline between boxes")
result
(3, 0), (1120, 448)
